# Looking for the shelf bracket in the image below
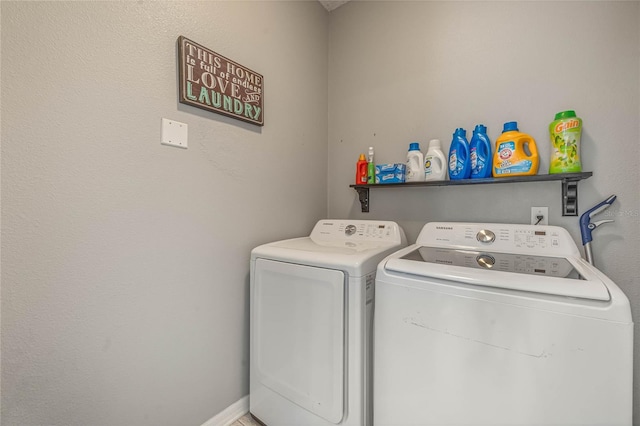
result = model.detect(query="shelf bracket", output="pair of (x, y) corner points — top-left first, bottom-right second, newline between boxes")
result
(562, 180), (579, 216)
(355, 187), (370, 212)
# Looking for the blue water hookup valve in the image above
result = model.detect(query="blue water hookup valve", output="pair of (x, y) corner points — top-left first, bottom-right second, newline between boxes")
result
(579, 194), (616, 266)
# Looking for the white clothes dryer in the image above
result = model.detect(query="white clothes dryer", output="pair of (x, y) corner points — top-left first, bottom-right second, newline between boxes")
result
(250, 219), (406, 426)
(374, 222), (633, 426)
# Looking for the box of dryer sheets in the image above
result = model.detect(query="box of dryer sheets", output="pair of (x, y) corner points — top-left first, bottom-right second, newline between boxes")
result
(375, 163), (406, 184)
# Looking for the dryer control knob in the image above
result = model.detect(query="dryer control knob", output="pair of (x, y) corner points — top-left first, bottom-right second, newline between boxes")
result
(476, 254), (495, 269)
(476, 229), (495, 243)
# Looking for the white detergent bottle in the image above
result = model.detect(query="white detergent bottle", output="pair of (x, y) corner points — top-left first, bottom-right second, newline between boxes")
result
(405, 142), (424, 182)
(424, 139), (447, 181)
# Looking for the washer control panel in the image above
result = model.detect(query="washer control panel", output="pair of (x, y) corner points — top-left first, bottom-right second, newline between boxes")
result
(416, 222), (580, 256)
(311, 220), (404, 244)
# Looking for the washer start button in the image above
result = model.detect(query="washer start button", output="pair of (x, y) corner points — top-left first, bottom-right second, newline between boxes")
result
(476, 229), (496, 243)
(476, 254), (496, 268)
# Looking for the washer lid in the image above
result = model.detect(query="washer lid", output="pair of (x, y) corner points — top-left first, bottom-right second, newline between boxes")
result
(385, 246), (610, 301)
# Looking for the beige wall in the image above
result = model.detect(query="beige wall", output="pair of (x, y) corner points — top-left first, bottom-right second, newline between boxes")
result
(1, 2), (328, 425)
(328, 0), (640, 421)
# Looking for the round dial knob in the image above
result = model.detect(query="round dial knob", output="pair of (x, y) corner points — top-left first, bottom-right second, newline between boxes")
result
(476, 229), (496, 243)
(345, 225), (357, 236)
(476, 254), (496, 269)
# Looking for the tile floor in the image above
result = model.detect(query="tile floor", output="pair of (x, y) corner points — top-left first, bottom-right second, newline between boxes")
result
(230, 413), (261, 426)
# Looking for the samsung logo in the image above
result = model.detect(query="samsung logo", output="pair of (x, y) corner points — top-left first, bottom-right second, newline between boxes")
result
(436, 226), (453, 230)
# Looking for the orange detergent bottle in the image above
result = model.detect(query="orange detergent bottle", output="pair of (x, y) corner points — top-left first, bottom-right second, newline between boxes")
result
(355, 153), (368, 184)
(492, 121), (539, 177)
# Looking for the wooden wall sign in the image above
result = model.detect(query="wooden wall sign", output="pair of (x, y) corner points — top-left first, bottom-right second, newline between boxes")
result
(178, 36), (264, 126)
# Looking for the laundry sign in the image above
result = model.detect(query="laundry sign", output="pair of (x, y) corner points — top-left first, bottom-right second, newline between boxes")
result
(178, 36), (264, 126)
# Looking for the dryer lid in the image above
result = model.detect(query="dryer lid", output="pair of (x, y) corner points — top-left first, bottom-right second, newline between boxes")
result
(252, 237), (404, 276)
(251, 220), (407, 276)
(385, 246), (610, 301)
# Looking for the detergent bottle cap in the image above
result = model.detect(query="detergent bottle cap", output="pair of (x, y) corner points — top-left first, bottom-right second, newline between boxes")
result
(459, 128), (467, 138)
(554, 110), (576, 120)
(474, 124), (487, 134)
(359, 153), (366, 161)
(503, 121), (519, 132)
(409, 142), (420, 151)
(429, 139), (441, 149)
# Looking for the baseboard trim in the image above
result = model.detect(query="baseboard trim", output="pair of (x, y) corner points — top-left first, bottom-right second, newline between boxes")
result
(201, 395), (249, 426)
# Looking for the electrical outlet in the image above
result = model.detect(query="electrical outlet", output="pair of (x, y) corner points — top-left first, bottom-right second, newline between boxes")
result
(531, 207), (549, 225)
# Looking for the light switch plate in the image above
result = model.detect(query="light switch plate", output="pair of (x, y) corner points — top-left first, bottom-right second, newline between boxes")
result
(161, 118), (188, 149)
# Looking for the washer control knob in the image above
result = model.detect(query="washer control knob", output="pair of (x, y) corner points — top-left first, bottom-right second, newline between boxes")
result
(476, 254), (496, 269)
(476, 229), (496, 243)
(345, 224), (357, 236)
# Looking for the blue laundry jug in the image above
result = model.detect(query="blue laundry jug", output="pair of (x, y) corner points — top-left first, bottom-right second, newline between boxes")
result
(448, 128), (471, 180)
(470, 124), (492, 178)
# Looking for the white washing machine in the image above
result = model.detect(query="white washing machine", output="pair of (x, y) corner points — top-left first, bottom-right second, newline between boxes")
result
(250, 219), (406, 426)
(374, 222), (633, 426)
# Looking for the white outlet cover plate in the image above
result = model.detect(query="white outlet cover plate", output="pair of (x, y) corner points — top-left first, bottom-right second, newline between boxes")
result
(161, 118), (188, 149)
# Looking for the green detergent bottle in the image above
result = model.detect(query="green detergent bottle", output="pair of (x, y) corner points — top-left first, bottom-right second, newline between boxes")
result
(549, 110), (582, 174)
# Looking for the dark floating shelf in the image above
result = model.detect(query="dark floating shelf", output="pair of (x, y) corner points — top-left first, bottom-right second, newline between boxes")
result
(350, 172), (593, 215)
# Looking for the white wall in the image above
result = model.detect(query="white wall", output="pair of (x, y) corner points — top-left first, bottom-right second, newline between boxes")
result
(1, 2), (328, 425)
(328, 0), (640, 420)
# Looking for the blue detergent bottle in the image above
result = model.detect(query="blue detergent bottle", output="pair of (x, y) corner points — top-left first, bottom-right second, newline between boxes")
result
(470, 124), (492, 178)
(448, 128), (471, 180)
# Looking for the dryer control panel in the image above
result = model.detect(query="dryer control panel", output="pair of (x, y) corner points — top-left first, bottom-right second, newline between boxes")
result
(416, 222), (581, 257)
(311, 220), (404, 244)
